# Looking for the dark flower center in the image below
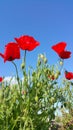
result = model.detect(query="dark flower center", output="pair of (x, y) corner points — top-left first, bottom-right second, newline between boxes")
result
(8, 56), (13, 61)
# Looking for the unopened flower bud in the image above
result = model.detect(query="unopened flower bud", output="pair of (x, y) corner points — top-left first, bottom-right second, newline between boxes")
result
(40, 54), (44, 59)
(54, 71), (60, 79)
(35, 95), (38, 102)
(54, 73), (58, 79)
(37, 82), (40, 87)
(21, 63), (25, 69)
(57, 71), (61, 75)
(59, 61), (63, 66)
(44, 58), (47, 63)
(38, 60), (41, 66)
(49, 97), (55, 103)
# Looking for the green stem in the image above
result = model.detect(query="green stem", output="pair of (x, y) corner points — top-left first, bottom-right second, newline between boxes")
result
(24, 50), (27, 64)
(59, 58), (64, 72)
(22, 50), (27, 74)
(12, 61), (20, 86)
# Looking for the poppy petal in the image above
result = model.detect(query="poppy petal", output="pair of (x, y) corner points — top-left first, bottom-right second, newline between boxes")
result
(14, 35), (40, 51)
(59, 51), (71, 59)
(51, 42), (67, 54)
(65, 71), (73, 80)
(0, 53), (4, 58)
(0, 77), (3, 82)
(1, 42), (20, 62)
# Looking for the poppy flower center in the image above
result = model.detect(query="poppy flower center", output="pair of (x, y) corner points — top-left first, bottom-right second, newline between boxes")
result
(8, 56), (13, 61)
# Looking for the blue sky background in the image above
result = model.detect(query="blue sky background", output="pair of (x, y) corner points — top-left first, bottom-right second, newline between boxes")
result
(0, 0), (73, 78)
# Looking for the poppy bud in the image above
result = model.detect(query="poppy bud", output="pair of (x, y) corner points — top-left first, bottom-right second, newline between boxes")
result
(37, 82), (40, 87)
(37, 60), (41, 66)
(55, 71), (60, 79)
(44, 58), (47, 63)
(21, 63), (25, 69)
(40, 54), (44, 59)
(35, 95), (38, 102)
(59, 61), (63, 66)
(49, 97), (55, 103)
(54, 74), (58, 79)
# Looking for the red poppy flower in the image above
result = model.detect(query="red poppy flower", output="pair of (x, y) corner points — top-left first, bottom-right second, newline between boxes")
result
(65, 71), (73, 80)
(14, 35), (40, 51)
(59, 50), (71, 59)
(0, 42), (20, 62)
(0, 77), (3, 82)
(51, 42), (71, 59)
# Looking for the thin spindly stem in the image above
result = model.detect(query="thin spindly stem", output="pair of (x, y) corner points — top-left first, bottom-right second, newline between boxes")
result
(12, 61), (20, 86)
(59, 58), (64, 72)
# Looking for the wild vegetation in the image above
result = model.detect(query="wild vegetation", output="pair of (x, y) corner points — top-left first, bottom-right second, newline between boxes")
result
(0, 35), (73, 130)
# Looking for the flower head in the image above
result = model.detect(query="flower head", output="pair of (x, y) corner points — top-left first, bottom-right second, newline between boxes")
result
(0, 42), (20, 62)
(14, 35), (40, 51)
(51, 42), (71, 59)
(65, 71), (73, 80)
(0, 77), (3, 82)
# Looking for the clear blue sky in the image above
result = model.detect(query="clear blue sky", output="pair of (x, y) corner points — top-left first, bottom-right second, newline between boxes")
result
(0, 0), (73, 78)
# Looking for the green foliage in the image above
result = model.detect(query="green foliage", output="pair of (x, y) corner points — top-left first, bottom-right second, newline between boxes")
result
(0, 54), (73, 130)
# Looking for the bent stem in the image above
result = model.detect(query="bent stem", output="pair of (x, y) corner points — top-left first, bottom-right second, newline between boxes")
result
(12, 61), (20, 86)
